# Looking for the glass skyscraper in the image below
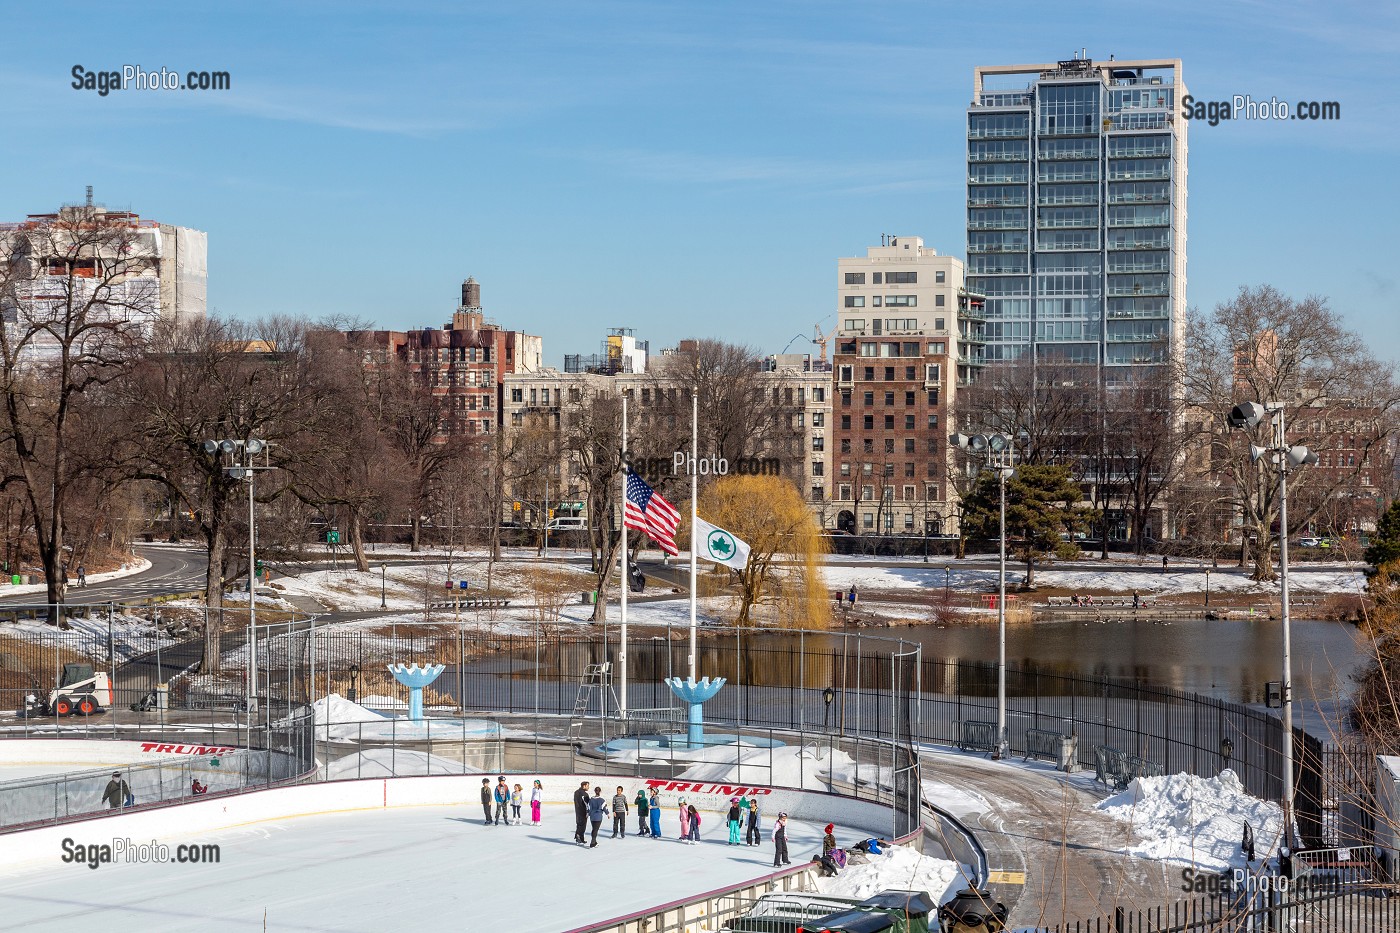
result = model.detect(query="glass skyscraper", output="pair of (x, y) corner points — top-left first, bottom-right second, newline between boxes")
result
(965, 56), (1187, 385)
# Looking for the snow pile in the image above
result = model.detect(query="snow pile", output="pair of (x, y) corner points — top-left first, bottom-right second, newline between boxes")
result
(324, 748), (481, 780)
(315, 693), (390, 726)
(1096, 769), (1284, 871)
(309, 693), (501, 742)
(814, 844), (964, 904)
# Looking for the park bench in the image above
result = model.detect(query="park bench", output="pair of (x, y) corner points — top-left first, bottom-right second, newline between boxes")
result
(957, 720), (1000, 755)
(427, 597), (512, 611)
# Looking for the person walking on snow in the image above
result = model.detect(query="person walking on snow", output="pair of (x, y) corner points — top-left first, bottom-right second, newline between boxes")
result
(480, 778), (494, 825)
(745, 792), (762, 846)
(634, 787), (651, 836)
(587, 787), (607, 847)
(678, 797), (691, 841)
(610, 786), (628, 839)
(493, 776), (511, 825)
(573, 781), (591, 843)
(726, 797), (742, 845)
(648, 788), (662, 838)
(530, 780), (544, 826)
(772, 812), (791, 867)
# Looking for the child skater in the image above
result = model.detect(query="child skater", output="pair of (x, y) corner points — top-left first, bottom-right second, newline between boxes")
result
(687, 804), (701, 844)
(648, 788), (662, 838)
(511, 783), (524, 824)
(678, 797), (691, 842)
(530, 779), (543, 825)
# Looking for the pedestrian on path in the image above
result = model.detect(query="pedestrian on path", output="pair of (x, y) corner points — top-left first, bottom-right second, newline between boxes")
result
(480, 778), (494, 825)
(745, 792), (761, 846)
(610, 786), (628, 839)
(494, 776), (511, 825)
(1162, 555), (1169, 574)
(772, 812), (790, 867)
(648, 788), (662, 838)
(77, 565), (86, 587)
(530, 780), (543, 826)
(587, 787), (607, 847)
(573, 781), (591, 842)
(634, 787), (650, 835)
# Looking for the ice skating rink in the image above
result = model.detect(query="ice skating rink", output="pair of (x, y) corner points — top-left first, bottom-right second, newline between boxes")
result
(0, 803), (848, 932)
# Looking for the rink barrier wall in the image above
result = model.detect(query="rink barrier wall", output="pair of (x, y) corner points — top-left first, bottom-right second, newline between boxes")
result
(0, 772), (907, 876)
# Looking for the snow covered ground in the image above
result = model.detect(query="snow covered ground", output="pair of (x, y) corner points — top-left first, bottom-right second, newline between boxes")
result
(821, 563), (1365, 597)
(814, 842), (963, 904)
(0, 804), (856, 932)
(307, 693), (503, 742)
(1096, 769), (1285, 871)
(0, 556), (151, 600)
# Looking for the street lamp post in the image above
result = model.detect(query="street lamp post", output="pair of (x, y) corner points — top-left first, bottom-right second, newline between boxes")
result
(203, 438), (268, 715)
(1227, 400), (1319, 845)
(950, 431), (1016, 758)
(380, 563), (387, 610)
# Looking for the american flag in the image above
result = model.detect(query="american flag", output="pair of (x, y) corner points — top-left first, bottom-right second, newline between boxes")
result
(623, 471), (681, 557)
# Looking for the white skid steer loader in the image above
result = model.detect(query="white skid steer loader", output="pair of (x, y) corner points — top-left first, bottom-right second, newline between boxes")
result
(31, 663), (112, 716)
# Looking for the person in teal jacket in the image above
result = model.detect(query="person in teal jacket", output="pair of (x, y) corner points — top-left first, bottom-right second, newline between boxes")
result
(726, 797), (742, 845)
(648, 788), (662, 838)
(634, 787), (651, 836)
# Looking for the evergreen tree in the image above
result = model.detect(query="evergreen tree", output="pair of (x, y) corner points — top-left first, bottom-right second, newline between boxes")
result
(1366, 499), (1400, 577)
(960, 464), (1087, 587)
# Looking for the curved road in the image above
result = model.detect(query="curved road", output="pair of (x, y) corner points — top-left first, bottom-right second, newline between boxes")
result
(0, 544), (209, 608)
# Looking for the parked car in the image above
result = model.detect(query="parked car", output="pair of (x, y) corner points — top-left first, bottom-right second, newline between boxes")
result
(1298, 537), (1322, 548)
(546, 516), (587, 531)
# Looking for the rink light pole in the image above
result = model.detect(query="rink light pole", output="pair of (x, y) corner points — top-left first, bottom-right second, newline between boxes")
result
(203, 437), (269, 715)
(1227, 400), (1319, 845)
(950, 431), (1015, 759)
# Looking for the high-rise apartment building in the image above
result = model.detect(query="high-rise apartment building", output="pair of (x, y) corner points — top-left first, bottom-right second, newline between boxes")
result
(965, 55), (1187, 384)
(831, 237), (960, 536)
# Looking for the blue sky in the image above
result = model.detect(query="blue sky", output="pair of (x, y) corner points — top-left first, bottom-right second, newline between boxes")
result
(2, 1), (1396, 367)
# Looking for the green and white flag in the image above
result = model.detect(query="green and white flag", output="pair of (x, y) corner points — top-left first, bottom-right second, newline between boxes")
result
(694, 516), (750, 570)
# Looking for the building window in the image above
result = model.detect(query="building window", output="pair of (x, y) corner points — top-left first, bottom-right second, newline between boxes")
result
(886, 295), (916, 307)
(864, 367), (875, 381)
(928, 342), (945, 355)
(862, 485), (874, 501)
(887, 271), (917, 284)
(510, 388), (523, 402)
(863, 463), (873, 475)
(863, 415), (874, 430)
(905, 391), (916, 406)
(813, 412), (825, 427)
(511, 412), (522, 426)
(903, 484), (916, 501)
(839, 366), (854, 383)
(872, 296), (883, 307)
(844, 272), (866, 284)
(927, 437), (938, 453)
(928, 389), (939, 405)
(927, 484), (941, 501)
(927, 461), (938, 477)
(841, 415), (851, 430)
(935, 294), (946, 307)
(814, 387), (825, 402)
(860, 342), (879, 357)
(904, 463), (915, 478)
(926, 364), (942, 383)
(935, 271), (946, 283)
(863, 512), (875, 528)
(884, 367), (895, 381)
(864, 391), (874, 406)
(840, 462), (851, 476)
(841, 390), (852, 407)
(905, 438), (916, 454)
(884, 391), (895, 406)
(905, 415), (915, 430)
(928, 414), (939, 429)
(812, 436), (824, 451)
(841, 439), (851, 453)
(844, 296), (866, 308)
(873, 272), (883, 284)
(884, 438), (895, 453)
(813, 462), (824, 476)
(905, 366), (916, 380)
(884, 463), (895, 477)
(839, 484), (852, 500)
(934, 318), (945, 331)
(884, 415), (895, 429)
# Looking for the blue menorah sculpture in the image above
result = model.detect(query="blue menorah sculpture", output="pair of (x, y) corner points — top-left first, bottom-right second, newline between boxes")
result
(664, 676), (727, 748)
(387, 663), (446, 722)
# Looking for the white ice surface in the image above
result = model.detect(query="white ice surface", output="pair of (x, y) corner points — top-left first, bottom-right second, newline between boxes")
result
(820, 564), (1365, 596)
(0, 804), (856, 932)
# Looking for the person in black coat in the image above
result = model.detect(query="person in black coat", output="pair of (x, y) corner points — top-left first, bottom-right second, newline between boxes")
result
(479, 778), (494, 825)
(572, 781), (591, 843)
(772, 812), (790, 867)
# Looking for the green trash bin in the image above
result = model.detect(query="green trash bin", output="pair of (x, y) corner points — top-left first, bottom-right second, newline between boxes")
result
(9, 574), (18, 586)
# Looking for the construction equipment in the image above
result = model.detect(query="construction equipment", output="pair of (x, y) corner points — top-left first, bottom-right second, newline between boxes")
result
(813, 321), (839, 364)
(31, 663), (112, 716)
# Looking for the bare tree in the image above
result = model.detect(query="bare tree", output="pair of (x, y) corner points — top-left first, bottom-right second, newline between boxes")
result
(562, 389), (624, 621)
(1105, 362), (1184, 554)
(1180, 285), (1400, 579)
(0, 202), (152, 611)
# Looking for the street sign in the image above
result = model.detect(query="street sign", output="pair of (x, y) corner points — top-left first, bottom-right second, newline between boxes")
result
(458, 580), (468, 590)
(326, 529), (340, 544)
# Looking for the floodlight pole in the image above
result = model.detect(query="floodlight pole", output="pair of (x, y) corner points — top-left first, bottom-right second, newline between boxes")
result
(996, 457), (1008, 759)
(1273, 409), (1296, 845)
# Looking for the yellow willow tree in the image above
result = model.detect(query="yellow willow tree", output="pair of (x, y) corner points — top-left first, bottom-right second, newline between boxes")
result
(696, 474), (830, 628)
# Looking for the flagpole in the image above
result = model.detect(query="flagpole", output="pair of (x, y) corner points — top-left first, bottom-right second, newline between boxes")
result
(619, 392), (628, 719)
(689, 391), (698, 682)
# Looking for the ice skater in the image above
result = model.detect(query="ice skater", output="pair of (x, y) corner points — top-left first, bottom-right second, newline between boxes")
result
(494, 776), (511, 825)
(687, 804), (701, 844)
(511, 783), (524, 824)
(480, 778), (494, 825)
(573, 781), (591, 843)
(587, 787), (607, 847)
(772, 812), (791, 867)
(610, 785), (628, 839)
(634, 786), (650, 836)
(745, 792), (761, 846)
(530, 780), (543, 826)
(678, 797), (691, 841)
(648, 788), (662, 838)
(726, 797), (742, 845)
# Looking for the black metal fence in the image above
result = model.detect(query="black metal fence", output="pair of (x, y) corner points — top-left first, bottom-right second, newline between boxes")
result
(267, 621), (1289, 803)
(1047, 884), (1400, 933)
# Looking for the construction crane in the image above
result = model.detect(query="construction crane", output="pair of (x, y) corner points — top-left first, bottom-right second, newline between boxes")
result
(813, 320), (839, 364)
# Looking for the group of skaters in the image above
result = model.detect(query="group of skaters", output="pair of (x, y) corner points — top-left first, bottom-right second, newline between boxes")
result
(479, 776), (544, 826)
